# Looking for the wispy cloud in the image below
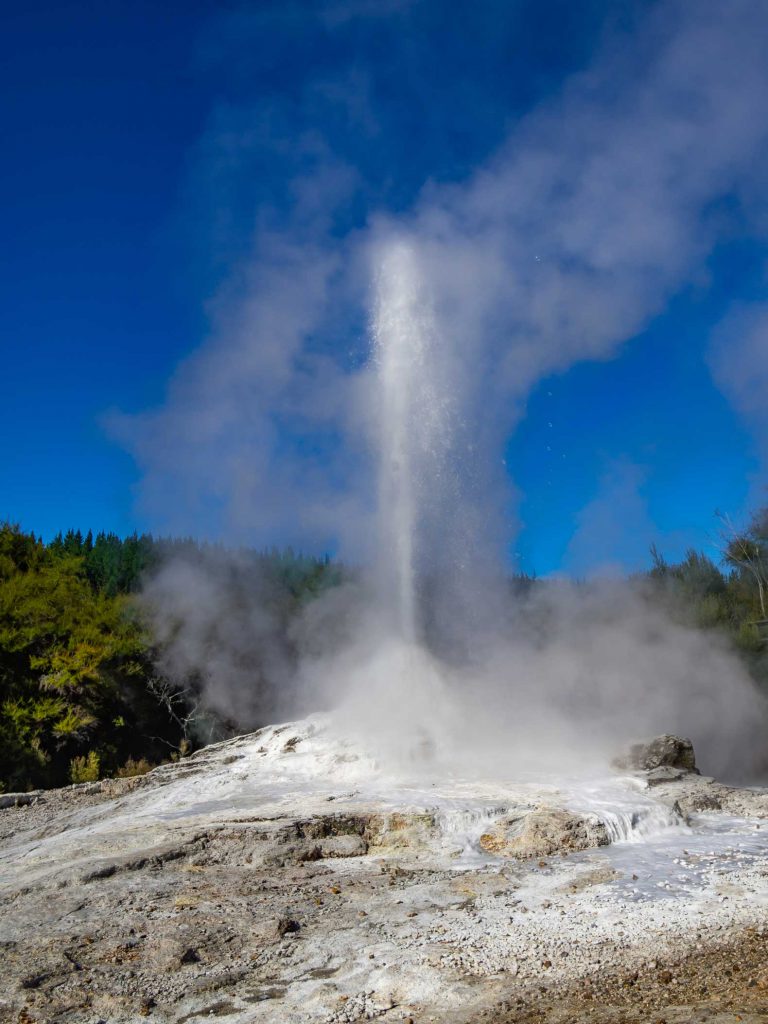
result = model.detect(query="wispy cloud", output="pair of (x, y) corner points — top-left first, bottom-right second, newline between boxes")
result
(709, 300), (768, 505)
(563, 460), (655, 578)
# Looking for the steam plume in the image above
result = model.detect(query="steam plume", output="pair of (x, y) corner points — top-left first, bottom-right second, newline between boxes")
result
(113, 1), (768, 778)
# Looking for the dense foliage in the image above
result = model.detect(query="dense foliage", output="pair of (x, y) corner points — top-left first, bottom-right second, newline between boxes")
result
(0, 524), (340, 793)
(48, 528), (155, 596)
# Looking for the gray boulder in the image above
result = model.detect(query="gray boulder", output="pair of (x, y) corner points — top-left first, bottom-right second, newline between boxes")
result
(614, 734), (698, 774)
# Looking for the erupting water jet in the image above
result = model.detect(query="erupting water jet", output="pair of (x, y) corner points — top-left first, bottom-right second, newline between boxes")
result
(371, 238), (449, 645)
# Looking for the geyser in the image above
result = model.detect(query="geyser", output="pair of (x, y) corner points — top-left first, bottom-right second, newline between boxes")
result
(331, 236), (768, 783)
(371, 238), (450, 644)
(330, 238), (461, 765)
(142, 234), (768, 783)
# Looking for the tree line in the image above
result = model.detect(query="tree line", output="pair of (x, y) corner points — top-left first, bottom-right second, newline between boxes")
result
(1, 509), (767, 794)
(644, 508), (768, 690)
(0, 525), (340, 793)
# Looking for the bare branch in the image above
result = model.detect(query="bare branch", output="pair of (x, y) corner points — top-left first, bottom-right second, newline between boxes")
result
(146, 675), (204, 753)
(715, 511), (768, 618)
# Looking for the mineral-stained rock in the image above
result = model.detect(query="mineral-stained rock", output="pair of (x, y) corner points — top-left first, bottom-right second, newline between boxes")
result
(479, 807), (610, 859)
(614, 735), (699, 774)
(319, 834), (368, 858)
(296, 813), (368, 841)
(366, 812), (436, 851)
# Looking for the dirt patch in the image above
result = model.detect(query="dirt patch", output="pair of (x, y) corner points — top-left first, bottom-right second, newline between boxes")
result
(481, 926), (768, 1023)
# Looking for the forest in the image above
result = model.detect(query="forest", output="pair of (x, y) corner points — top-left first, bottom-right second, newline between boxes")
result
(1, 511), (766, 794)
(0, 525), (339, 792)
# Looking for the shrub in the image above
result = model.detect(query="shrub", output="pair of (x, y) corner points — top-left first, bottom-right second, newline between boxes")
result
(69, 750), (100, 783)
(115, 756), (154, 778)
(734, 620), (763, 653)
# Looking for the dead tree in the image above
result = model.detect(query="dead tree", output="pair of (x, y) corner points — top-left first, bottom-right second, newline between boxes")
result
(146, 676), (203, 756)
(716, 511), (768, 619)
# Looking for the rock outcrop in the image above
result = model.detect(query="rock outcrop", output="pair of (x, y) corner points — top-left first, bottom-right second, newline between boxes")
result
(612, 733), (768, 821)
(614, 734), (699, 774)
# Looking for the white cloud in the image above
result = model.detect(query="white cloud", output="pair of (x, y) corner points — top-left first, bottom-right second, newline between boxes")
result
(710, 304), (768, 444)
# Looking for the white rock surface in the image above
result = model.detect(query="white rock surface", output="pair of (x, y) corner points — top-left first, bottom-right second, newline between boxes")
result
(2, 716), (768, 1023)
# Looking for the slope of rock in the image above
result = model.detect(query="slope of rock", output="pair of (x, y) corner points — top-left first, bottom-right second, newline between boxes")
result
(2, 722), (768, 1023)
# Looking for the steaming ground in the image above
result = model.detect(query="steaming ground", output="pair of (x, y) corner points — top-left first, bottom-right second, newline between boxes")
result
(4, 714), (768, 1023)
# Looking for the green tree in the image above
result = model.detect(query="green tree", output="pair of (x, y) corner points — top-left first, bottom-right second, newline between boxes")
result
(0, 524), (176, 790)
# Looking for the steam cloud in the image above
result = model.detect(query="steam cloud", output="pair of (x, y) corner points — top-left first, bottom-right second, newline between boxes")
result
(114, 1), (768, 543)
(115, 1), (768, 779)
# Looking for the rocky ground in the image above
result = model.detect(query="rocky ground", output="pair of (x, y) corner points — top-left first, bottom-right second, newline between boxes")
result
(2, 721), (768, 1024)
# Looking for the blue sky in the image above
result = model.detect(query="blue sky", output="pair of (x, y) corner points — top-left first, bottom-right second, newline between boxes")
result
(3, 1), (768, 574)
(511, 238), (766, 574)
